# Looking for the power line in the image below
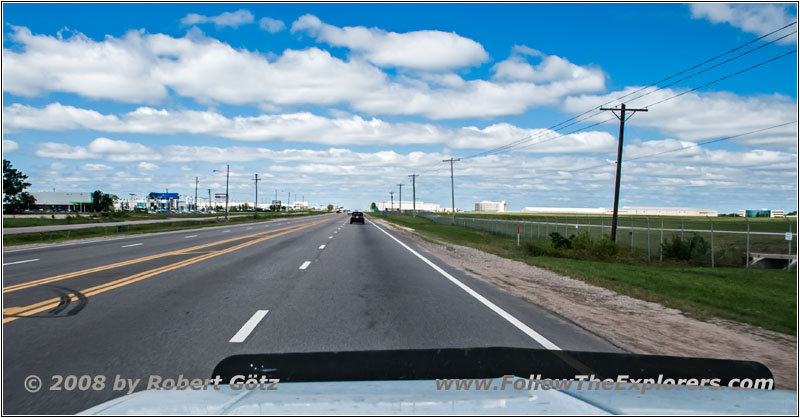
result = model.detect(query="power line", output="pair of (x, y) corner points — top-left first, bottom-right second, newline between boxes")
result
(459, 21), (797, 160)
(479, 47), (797, 158)
(566, 120), (797, 174)
(645, 49), (797, 108)
(618, 30), (796, 109)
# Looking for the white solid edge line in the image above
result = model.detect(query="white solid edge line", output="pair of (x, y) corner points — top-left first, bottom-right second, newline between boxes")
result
(121, 243), (143, 248)
(229, 310), (269, 343)
(299, 261), (311, 270)
(3, 258), (40, 266)
(368, 221), (561, 351)
(319, 245), (326, 249)
(184, 235), (198, 238)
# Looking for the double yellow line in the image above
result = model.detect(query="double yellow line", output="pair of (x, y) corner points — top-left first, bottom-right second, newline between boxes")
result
(3, 217), (332, 324)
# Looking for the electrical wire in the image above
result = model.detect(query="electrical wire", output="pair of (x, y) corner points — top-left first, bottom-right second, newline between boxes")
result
(459, 21), (797, 159)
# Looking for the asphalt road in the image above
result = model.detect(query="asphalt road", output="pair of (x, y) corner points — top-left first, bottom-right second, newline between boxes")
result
(2, 213), (618, 414)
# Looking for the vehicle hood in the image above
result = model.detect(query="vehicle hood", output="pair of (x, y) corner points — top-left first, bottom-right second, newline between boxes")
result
(81, 379), (797, 415)
(81, 347), (798, 415)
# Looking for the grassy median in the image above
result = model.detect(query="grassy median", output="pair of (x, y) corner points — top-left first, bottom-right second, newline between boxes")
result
(378, 214), (796, 335)
(3, 212), (239, 228)
(3, 212), (319, 247)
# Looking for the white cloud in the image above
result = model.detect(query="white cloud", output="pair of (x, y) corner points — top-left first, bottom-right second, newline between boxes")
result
(2, 26), (168, 103)
(49, 162), (66, 170)
(562, 88), (798, 149)
(5, 103), (615, 152)
(2, 26), (604, 119)
(35, 137), (157, 162)
(137, 162), (159, 171)
(259, 17), (285, 33)
(81, 163), (111, 171)
(3, 139), (19, 152)
(181, 10), (255, 29)
(35, 142), (98, 160)
(690, 3), (797, 44)
(291, 14), (488, 71)
(492, 45), (604, 84)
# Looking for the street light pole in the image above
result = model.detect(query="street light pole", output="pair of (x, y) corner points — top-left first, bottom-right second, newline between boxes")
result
(252, 174), (261, 217)
(213, 165), (230, 220)
(194, 176), (198, 211)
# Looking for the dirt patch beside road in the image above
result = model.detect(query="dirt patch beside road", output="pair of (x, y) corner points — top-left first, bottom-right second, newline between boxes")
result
(375, 219), (797, 390)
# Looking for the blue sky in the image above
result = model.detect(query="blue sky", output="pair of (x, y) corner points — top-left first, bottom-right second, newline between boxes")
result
(2, 2), (797, 212)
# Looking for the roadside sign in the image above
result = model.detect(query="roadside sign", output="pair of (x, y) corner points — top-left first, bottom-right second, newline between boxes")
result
(786, 232), (793, 241)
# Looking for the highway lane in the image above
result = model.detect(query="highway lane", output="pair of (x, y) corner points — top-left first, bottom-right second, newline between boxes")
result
(2, 213), (618, 414)
(2, 214), (329, 288)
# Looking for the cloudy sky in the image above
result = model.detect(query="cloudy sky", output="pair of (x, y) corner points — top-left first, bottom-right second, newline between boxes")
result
(2, 3), (797, 212)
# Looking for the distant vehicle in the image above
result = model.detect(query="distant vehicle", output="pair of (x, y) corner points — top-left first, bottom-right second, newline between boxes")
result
(350, 211), (365, 224)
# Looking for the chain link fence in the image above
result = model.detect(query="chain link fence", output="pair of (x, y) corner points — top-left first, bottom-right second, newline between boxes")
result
(405, 211), (796, 269)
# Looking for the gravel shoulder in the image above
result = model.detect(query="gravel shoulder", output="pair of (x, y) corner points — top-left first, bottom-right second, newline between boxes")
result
(375, 218), (797, 390)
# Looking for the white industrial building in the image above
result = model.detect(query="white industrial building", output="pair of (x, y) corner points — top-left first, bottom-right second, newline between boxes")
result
(377, 201), (441, 212)
(474, 200), (506, 212)
(521, 206), (718, 217)
(28, 192), (92, 212)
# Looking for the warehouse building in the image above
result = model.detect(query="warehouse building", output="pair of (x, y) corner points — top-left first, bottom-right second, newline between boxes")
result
(377, 201), (441, 212)
(737, 209), (785, 218)
(522, 206), (718, 217)
(28, 192), (92, 212)
(474, 200), (506, 212)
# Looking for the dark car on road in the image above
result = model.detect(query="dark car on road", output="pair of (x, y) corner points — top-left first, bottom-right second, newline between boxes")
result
(350, 211), (365, 224)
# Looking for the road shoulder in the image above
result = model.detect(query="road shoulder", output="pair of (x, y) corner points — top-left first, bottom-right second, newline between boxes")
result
(372, 217), (797, 390)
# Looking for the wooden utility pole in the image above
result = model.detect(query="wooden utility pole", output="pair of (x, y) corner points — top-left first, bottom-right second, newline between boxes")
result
(443, 158), (460, 225)
(408, 174), (418, 217)
(599, 103), (648, 242)
(397, 184), (403, 213)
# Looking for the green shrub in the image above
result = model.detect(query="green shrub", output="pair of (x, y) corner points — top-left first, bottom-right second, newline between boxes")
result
(549, 232), (573, 249)
(524, 241), (562, 257)
(592, 236), (619, 259)
(571, 230), (593, 251)
(661, 234), (710, 264)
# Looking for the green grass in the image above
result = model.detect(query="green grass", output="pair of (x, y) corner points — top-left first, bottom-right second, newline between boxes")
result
(423, 212), (797, 267)
(379, 214), (797, 336)
(3, 212), (318, 247)
(4, 216), (121, 227)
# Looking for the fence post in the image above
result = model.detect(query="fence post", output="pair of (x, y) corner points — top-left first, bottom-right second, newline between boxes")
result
(659, 217), (664, 263)
(601, 217), (605, 238)
(630, 216), (634, 251)
(681, 218), (684, 241)
(786, 216), (793, 271)
(708, 216), (714, 268)
(745, 218), (750, 268)
(647, 217), (651, 261)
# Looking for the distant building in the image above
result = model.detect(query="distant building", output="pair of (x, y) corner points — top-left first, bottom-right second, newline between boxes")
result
(522, 206), (718, 217)
(29, 192), (92, 212)
(147, 192), (180, 210)
(377, 201), (440, 212)
(738, 209), (784, 218)
(474, 200), (506, 212)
